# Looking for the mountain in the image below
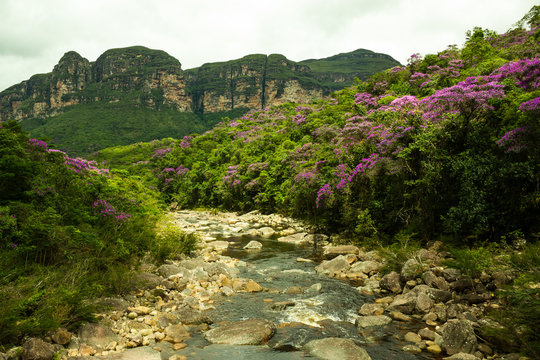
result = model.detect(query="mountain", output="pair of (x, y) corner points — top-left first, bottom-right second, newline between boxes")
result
(0, 46), (399, 154)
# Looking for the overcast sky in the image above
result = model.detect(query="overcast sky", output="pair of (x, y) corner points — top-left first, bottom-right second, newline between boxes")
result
(0, 0), (535, 91)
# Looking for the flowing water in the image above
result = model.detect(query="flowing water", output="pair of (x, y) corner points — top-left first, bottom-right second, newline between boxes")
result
(169, 232), (439, 360)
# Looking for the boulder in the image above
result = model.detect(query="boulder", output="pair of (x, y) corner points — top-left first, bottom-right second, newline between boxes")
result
(379, 271), (401, 293)
(358, 303), (384, 316)
(415, 292), (434, 313)
(441, 319), (477, 355)
(78, 323), (119, 350)
(21, 338), (55, 360)
(157, 265), (182, 278)
(277, 232), (309, 245)
(104, 346), (161, 360)
(51, 328), (73, 345)
(206, 240), (229, 251)
(165, 324), (189, 343)
(303, 338), (372, 360)
(243, 240), (263, 250)
(400, 258), (423, 281)
(315, 255), (350, 275)
(267, 323), (324, 351)
(323, 245), (359, 259)
(258, 227), (276, 238)
(349, 260), (382, 275)
(355, 315), (392, 328)
(387, 291), (417, 314)
(204, 319), (275, 345)
(133, 272), (163, 290)
(443, 353), (479, 360)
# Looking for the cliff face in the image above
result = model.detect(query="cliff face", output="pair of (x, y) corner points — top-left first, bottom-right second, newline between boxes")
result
(0, 46), (400, 122)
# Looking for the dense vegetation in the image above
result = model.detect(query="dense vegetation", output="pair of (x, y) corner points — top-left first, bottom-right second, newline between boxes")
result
(0, 121), (198, 345)
(148, 17), (539, 244)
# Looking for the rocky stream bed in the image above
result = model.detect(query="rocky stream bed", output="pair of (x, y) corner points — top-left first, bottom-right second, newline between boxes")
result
(4, 210), (524, 360)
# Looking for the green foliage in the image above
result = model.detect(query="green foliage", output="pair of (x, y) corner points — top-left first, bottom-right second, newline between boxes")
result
(152, 223), (200, 263)
(378, 232), (421, 274)
(444, 244), (500, 278)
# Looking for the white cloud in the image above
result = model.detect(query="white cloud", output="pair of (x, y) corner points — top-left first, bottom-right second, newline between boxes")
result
(0, 0), (535, 91)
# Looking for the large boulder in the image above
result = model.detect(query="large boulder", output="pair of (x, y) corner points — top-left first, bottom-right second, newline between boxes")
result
(441, 319), (477, 355)
(379, 271), (401, 293)
(387, 291), (417, 314)
(78, 323), (120, 350)
(21, 338), (55, 360)
(303, 338), (372, 360)
(157, 265), (183, 278)
(400, 258), (423, 281)
(204, 319), (275, 345)
(323, 245), (359, 259)
(315, 255), (350, 275)
(277, 232), (309, 245)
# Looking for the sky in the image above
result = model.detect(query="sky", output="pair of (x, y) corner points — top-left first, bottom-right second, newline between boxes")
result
(0, 0), (536, 91)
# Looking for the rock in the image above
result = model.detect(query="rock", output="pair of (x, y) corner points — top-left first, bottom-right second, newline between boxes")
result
(387, 291), (417, 314)
(315, 255), (350, 275)
(128, 306), (152, 315)
(51, 328), (72, 345)
(451, 278), (474, 292)
(389, 311), (411, 321)
(400, 258), (423, 281)
(418, 328), (437, 341)
(441, 319), (477, 355)
(272, 301), (296, 311)
(95, 297), (130, 312)
(355, 315), (392, 328)
(172, 343), (187, 351)
(78, 323), (120, 350)
(267, 323), (324, 351)
(78, 344), (95, 356)
(303, 338), (372, 360)
(379, 271), (401, 293)
(404, 332), (422, 343)
(164, 324), (189, 343)
(221, 286), (234, 296)
(204, 319), (275, 345)
(359, 303), (384, 316)
(277, 232), (309, 245)
(245, 279), (263, 292)
(443, 353), (479, 360)
(427, 344), (442, 354)
(284, 286), (303, 294)
(206, 240), (229, 251)
(243, 240), (263, 250)
(349, 260), (382, 275)
(133, 273), (164, 290)
(442, 268), (460, 282)
(157, 265), (183, 278)
(104, 346), (162, 360)
(477, 343), (492, 355)
(416, 292), (434, 313)
(172, 309), (212, 325)
(21, 338), (55, 360)
(258, 227), (276, 238)
(306, 283), (322, 294)
(323, 245), (359, 259)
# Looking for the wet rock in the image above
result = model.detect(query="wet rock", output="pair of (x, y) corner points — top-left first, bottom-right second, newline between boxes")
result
(303, 338), (372, 360)
(277, 232), (309, 245)
(267, 323), (323, 351)
(323, 245), (359, 259)
(284, 286), (303, 294)
(405, 332), (422, 343)
(387, 291), (417, 314)
(441, 319), (477, 355)
(427, 344), (442, 354)
(157, 265), (182, 278)
(402, 344), (422, 354)
(418, 328), (437, 340)
(173, 309), (212, 325)
(400, 258), (423, 281)
(164, 324), (189, 343)
(51, 328), (72, 345)
(359, 303), (384, 316)
(379, 271), (401, 293)
(245, 279), (263, 292)
(78, 323), (119, 350)
(272, 301), (296, 311)
(315, 255), (350, 275)
(355, 315), (392, 328)
(104, 346), (161, 360)
(21, 338), (55, 360)
(389, 311), (411, 321)
(204, 319), (275, 345)
(206, 241), (229, 251)
(221, 286), (234, 296)
(306, 283), (322, 294)
(243, 240), (263, 250)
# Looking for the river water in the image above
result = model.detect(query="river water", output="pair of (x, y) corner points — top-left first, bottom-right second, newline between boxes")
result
(171, 233), (439, 360)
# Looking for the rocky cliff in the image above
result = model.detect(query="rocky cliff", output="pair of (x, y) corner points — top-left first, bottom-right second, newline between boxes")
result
(0, 46), (399, 122)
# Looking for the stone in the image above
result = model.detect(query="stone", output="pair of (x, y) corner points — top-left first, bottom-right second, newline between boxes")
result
(128, 306), (152, 315)
(164, 324), (189, 343)
(416, 292), (434, 313)
(389, 311), (411, 321)
(243, 240), (263, 250)
(95, 297), (130, 312)
(315, 255), (350, 275)
(133, 273), (164, 290)
(441, 319), (477, 355)
(427, 344), (442, 354)
(258, 227), (276, 238)
(303, 338), (372, 360)
(418, 328), (437, 340)
(443, 353), (479, 360)
(359, 303), (384, 316)
(221, 286), (234, 296)
(79, 344), (95, 356)
(451, 278), (474, 292)
(21, 338), (55, 360)
(404, 332), (422, 343)
(355, 315), (392, 328)
(206, 241), (229, 251)
(157, 265), (183, 278)
(349, 260), (382, 275)
(387, 291), (417, 314)
(379, 271), (401, 293)
(442, 268), (461, 282)
(78, 323), (120, 350)
(104, 346), (162, 360)
(284, 286), (303, 294)
(51, 328), (72, 345)
(267, 323), (324, 351)
(272, 301), (296, 311)
(323, 245), (359, 259)
(400, 258), (423, 281)
(277, 232), (309, 245)
(204, 319), (275, 345)
(172, 343), (187, 351)
(245, 280), (263, 292)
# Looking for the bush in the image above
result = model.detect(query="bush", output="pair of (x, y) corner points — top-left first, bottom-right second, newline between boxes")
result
(152, 223), (199, 263)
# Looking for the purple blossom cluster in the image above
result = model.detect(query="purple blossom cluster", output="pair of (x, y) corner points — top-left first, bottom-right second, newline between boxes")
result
(315, 183), (331, 208)
(223, 165), (241, 186)
(179, 136), (193, 148)
(294, 170), (317, 184)
(519, 97), (540, 112)
(496, 126), (530, 153)
(92, 199), (132, 223)
(153, 148), (172, 158)
(489, 58), (540, 89)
